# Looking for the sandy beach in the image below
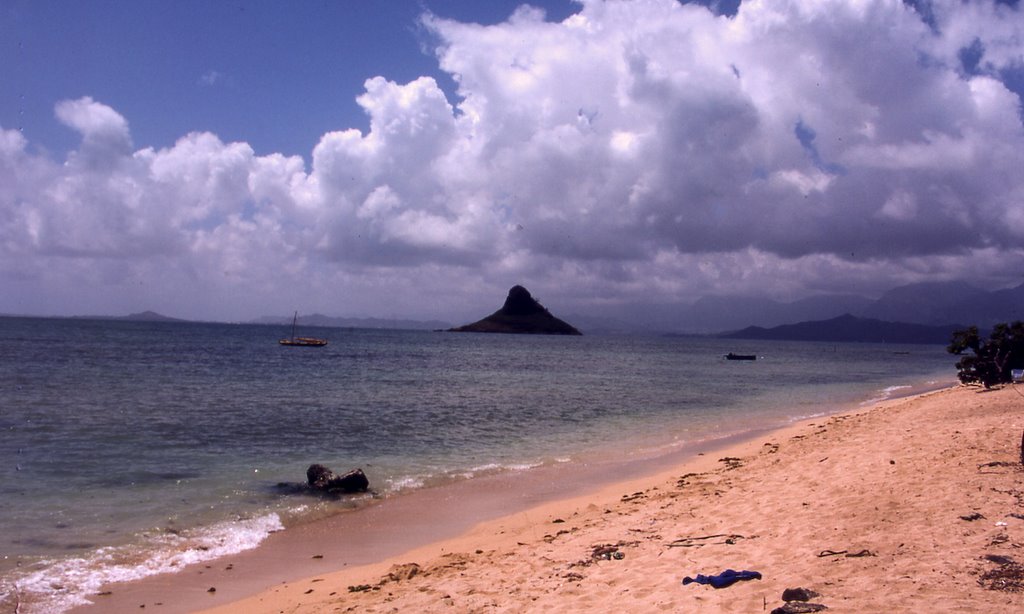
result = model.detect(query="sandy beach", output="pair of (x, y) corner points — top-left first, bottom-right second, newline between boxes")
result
(76, 385), (1023, 613)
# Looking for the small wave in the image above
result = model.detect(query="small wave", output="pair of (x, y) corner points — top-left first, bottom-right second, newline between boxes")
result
(861, 384), (912, 406)
(2, 513), (283, 613)
(458, 461), (542, 479)
(385, 475), (427, 491)
(787, 411), (827, 423)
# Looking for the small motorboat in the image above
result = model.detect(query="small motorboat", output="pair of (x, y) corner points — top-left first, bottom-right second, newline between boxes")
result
(724, 352), (757, 361)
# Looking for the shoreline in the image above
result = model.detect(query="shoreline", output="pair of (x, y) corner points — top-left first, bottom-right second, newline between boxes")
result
(65, 379), (1022, 614)
(67, 414), (799, 614)
(201, 383), (1021, 613)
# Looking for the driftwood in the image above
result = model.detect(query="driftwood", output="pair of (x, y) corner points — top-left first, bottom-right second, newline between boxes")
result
(771, 603), (828, 614)
(817, 549), (875, 558)
(667, 534), (749, 547)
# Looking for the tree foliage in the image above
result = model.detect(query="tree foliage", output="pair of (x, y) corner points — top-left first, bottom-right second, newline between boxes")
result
(947, 321), (1024, 388)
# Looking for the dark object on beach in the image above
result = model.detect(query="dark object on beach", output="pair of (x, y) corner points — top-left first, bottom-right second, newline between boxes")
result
(725, 352), (757, 361)
(667, 533), (749, 548)
(782, 587), (821, 602)
(449, 285), (581, 335)
(682, 569), (762, 589)
(817, 549), (874, 558)
(979, 557), (1024, 592)
(771, 603), (828, 614)
(306, 464), (369, 493)
(960, 512), (986, 521)
(985, 555), (1016, 566)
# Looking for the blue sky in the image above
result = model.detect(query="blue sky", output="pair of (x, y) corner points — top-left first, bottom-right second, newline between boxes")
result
(1, 0), (1023, 323)
(3, 1), (588, 160)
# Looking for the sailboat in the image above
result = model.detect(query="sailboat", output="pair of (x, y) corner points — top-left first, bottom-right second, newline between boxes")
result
(279, 312), (328, 347)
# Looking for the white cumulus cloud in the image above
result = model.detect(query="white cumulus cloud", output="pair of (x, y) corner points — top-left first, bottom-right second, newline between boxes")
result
(2, 0), (1024, 321)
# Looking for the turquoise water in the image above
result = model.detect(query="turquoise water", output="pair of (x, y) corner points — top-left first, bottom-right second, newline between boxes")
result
(0, 317), (955, 612)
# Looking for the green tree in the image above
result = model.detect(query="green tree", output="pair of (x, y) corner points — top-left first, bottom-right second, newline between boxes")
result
(947, 321), (1024, 388)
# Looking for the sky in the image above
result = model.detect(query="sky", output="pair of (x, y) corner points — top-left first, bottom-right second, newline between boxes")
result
(1, 0), (1023, 323)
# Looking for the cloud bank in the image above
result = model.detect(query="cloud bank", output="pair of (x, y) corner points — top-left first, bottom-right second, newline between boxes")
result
(2, 0), (1023, 321)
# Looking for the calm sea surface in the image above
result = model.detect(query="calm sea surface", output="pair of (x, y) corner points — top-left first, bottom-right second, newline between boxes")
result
(0, 316), (955, 612)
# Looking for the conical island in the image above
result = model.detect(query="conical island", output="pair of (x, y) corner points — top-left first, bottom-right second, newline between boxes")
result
(450, 285), (582, 335)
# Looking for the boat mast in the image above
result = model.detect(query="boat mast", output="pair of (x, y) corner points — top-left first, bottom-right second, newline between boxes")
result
(291, 311), (298, 341)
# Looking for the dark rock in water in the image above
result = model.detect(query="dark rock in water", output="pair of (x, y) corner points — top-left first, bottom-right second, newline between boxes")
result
(449, 285), (582, 335)
(782, 587), (821, 602)
(306, 464), (369, 493)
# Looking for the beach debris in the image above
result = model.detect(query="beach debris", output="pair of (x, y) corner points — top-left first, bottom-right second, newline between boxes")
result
(544, 529), (571, 543)
(207, 587), (216, 593)
(590, 541), (637, 561)
(306, 464), (369, 493)
(676, 472), (704, 487)
(348, 584), (374, 593)
(989, 532), (1010, 546)
(817, 549), (875, 558)
(781, 587), (821, 602)
(984, 554), (1016, 566)
(682, 569), (762, 589)
(667, 533), (750, 548)
(978, 556), (1024, 592)
(960, 512), (986, 521)
(846, 549), (876, 558)
(719, 456), (743, 469)
(383, 563), (421, 583)
(978, 461), (1017, 470)
(774, 587), (830, 614)
(770, 603), (828, 613)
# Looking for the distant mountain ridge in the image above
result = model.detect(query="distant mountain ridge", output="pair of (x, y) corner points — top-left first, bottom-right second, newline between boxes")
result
(64, 310), (187, 323)
(600, 281), (1023, 334)
(720, 314), (963, 344)
(10, 280), (1020, 335)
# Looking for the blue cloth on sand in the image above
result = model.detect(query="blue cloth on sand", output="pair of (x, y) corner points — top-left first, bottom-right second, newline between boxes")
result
(682, 569), (762, 588)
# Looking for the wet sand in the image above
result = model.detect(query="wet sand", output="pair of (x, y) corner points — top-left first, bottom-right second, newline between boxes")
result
(77, 385), (1024, 613)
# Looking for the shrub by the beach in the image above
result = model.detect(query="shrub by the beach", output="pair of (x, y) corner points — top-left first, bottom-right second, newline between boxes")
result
(947, 321), (1024, 388)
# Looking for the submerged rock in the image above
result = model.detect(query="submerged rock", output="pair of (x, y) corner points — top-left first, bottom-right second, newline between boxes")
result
(449, 285), (581, 335)
(306, 464), (370, 493)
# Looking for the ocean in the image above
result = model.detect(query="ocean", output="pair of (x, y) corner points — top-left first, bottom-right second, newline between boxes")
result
(0, 316), (955, 612)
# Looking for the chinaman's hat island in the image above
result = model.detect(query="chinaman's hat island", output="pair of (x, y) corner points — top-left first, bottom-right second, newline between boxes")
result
(449, 285), (582, 335)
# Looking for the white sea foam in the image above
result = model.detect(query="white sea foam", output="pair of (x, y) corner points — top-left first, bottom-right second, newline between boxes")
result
(861, 384), (912, 405)
(386, 475), (427, 491)
(2, 513), (283, 614)
(787, 411), (827, 423)
(458, 461), (543, 479)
